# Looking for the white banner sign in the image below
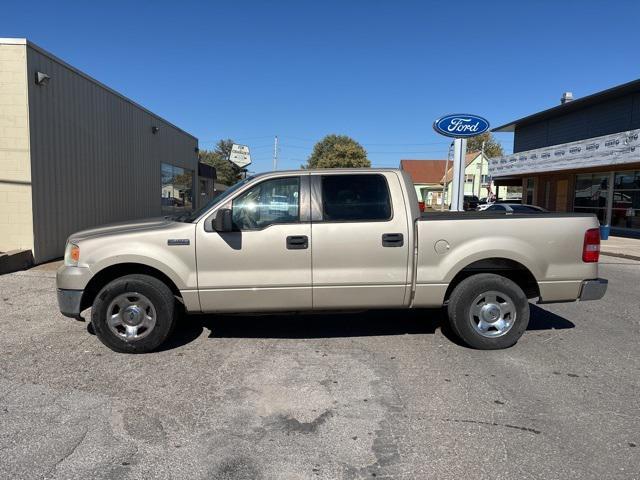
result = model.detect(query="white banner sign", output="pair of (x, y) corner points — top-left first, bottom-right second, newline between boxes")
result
(229, 144), (251, 168)
(489, 128), (640, 177)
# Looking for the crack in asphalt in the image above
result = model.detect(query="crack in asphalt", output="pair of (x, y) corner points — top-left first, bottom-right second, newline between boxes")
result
(443, 417), (542, 435)
(42, 423), (89, 479)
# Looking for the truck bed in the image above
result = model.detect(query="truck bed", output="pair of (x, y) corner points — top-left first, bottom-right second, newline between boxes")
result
(411, 211), (600, 307)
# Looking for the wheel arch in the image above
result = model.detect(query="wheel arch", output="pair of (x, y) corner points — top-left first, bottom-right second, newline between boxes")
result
(443, 257), (540, 302)
(80, 263), (182, 312)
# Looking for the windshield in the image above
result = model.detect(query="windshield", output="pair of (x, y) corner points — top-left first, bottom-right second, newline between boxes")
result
(173, 176), (255, 223)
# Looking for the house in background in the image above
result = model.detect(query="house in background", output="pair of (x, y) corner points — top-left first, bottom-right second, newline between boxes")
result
(441, 151), (494, 203)
(399, 159), (448, 208)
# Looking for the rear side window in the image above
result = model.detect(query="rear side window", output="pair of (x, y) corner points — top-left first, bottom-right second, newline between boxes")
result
(321, 174), (391, 221)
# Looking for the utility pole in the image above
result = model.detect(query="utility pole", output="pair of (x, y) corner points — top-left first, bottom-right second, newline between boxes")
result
(441, 142), (454, 211)
(477, 140), (485, 198)
(272, 135), (279, 171)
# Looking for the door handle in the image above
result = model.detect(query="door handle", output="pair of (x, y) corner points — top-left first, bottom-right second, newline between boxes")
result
(286, 235), (308, 250)
(382, 233), (404, 247)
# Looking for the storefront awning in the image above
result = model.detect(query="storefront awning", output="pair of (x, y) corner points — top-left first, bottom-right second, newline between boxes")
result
(489, 128), (640, 177)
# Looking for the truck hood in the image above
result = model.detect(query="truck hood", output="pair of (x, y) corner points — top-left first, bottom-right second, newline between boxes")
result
(68, 217), (187, 242)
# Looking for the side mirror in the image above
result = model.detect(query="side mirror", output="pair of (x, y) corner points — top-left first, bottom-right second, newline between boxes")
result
(214, 208), (233, 232)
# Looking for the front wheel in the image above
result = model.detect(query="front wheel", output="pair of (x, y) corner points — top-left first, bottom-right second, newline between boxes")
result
(91, 274), (177, 353)
(447, 273), (530, 350)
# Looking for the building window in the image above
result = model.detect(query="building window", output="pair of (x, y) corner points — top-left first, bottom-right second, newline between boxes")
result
(526, 178), (535, 205)
(611, 170), (640, 230)
(465, 174), (475, 183)
(573, 172), (608, 224)
(161, 163), (194, 215)
(480, 174), (490, 185)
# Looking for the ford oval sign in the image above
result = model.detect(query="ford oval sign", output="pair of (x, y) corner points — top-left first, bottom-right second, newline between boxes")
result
(433, 114), (490, 138)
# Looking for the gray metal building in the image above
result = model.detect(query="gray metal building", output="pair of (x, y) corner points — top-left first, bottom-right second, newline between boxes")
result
(0, 38), (204, 263)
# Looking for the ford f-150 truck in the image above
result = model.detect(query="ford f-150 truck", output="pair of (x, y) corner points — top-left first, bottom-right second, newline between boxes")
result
(56, 169), (607, 353)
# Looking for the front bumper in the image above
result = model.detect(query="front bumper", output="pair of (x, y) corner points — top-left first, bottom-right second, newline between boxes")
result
(56, 265), (92, 290)
(57, 289), (84, 320)
(579, 278), (608, 301)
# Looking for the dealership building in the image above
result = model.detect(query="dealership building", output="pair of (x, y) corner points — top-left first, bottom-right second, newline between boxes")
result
(490, 79), (640, 236)
(0, 38), (214, 264)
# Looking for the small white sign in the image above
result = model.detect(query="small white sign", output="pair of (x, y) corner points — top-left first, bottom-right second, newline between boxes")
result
(229, 144), (251, 168)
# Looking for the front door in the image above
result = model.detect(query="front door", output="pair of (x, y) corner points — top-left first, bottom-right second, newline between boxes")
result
(310, 172), (411, 309)
(196, 174), (311, 312)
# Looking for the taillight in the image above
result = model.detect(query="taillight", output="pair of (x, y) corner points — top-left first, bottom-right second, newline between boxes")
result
(582, 228), (600, 263)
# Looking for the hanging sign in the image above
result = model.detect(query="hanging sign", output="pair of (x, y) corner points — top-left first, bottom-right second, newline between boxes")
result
(433, 114), (490, 138)
(229, 144), (251, 168)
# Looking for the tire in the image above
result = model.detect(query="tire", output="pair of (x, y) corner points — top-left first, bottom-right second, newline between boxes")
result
(91, 274), (177, 353)
(447, 273), (529, 350)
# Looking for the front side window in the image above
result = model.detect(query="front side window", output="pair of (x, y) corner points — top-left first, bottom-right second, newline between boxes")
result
(321, 174), (391, 221)
(232, 177), (300, 230)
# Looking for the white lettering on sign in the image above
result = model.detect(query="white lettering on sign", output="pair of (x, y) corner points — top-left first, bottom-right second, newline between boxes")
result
(447, 118), (481, 133)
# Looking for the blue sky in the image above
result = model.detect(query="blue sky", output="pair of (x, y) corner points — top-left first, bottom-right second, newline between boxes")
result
(3, 0), (640, 172)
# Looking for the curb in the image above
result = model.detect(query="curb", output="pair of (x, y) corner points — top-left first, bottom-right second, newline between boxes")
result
(0, 249), (34, 274)
(601, 251), (640, 262)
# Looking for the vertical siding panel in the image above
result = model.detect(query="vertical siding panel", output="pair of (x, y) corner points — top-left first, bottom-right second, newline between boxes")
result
(27, 44), (197, 263)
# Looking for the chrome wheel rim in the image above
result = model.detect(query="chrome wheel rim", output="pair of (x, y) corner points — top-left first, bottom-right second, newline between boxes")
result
(469, 290), (516, 338)
(106, 292), (157, 341)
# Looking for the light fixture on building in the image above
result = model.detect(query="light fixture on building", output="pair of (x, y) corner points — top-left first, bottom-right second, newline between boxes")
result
(35, 71), (50, 86)
(152, 126), (160, 134)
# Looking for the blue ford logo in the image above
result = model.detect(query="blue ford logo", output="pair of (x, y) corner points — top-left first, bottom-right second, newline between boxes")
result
(433, 114), (490, 138)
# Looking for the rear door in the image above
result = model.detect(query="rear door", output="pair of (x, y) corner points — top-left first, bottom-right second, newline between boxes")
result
(310, 172), (411, 309)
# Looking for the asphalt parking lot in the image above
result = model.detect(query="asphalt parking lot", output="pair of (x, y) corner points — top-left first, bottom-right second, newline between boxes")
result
(0, 258), (638, 480)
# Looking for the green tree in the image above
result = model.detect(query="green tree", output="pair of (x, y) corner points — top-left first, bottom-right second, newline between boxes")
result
(466, 132), (504, 158)
(305, 134), (370, 169)
(199, 139), (242, 185)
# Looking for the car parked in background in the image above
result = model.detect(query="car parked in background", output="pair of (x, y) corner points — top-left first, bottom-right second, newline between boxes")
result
(481, 203), (547, 214)
(463, 195), (479, 211)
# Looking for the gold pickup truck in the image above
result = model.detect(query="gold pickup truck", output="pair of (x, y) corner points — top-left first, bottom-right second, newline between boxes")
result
(57, 169), (607, 353)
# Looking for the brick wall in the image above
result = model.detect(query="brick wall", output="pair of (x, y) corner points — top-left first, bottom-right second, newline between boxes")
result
(0, 43), (34, 253)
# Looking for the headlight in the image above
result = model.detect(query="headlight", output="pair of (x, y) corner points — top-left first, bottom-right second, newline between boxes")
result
(64, 242), (80, 266)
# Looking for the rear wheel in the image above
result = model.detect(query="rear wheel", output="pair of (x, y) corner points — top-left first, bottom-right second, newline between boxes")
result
(447, 273), (530, 350)
(91, 274), (177, 353)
